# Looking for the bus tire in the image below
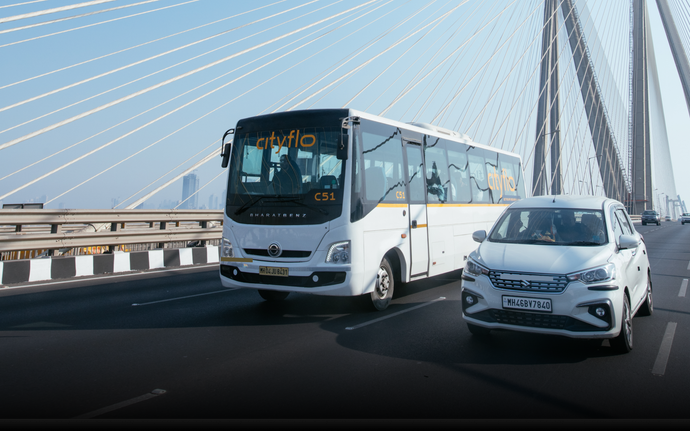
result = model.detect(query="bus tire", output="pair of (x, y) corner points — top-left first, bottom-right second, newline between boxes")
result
(371, 257), (394, 311)
(258, 289), (290, 301)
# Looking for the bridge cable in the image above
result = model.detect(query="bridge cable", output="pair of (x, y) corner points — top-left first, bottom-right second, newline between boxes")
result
(0, 0), (288, 91)
(0, 0), (198, 48)
(0, 0), (318, 116)
(0, 0), (158, 35)
(38, 2), (385, 205)
(0, 1), (377, 152)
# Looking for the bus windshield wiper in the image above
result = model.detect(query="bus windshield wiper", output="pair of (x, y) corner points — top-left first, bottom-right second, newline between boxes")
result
(234, 195), (329, 216)
(234, 196), (270, 215)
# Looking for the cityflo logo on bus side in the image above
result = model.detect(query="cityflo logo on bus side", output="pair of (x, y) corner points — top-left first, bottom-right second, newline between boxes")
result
(255, 130), (316, 154)
(487, 167), (517, 198)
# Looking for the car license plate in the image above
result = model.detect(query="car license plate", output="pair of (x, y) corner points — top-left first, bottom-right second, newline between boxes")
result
(259, 266), (288, 277)
(502, 296), (552, 312)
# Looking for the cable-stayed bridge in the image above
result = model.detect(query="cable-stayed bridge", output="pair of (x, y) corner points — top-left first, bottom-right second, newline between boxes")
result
(1, 0), (689, 219)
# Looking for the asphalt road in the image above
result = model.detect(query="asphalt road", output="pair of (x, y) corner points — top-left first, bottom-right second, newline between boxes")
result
(0, 220), (689, 425)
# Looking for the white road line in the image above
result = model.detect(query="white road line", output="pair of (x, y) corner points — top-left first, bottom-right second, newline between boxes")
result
(132, 288), (236, 306)
(345, 297), (445, 330)
(680, 279), (688, 298)
(652, 322), (677, 376)
(687, 260), (690, 271)
(75, 389), (166, 419)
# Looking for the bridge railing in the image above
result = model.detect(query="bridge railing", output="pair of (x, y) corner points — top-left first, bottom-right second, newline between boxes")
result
(0, 209), (223, 260)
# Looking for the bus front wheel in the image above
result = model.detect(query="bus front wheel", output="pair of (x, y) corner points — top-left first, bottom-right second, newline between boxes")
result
(371, 257), (394, 311)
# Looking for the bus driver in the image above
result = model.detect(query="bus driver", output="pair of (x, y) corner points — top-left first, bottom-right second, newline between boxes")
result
(271, 154), (302, 195)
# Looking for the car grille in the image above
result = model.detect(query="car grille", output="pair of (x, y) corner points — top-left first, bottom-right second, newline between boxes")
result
(488, 270), (568, 293)
(489, 309), (569, 329)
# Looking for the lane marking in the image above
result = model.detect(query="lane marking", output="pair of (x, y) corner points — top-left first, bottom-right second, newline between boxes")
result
(680, 279), (688, 298)
(132, 288), (236, 306)
(652, 322), (677, 376)
(345, 297), (445, 330)
(687, 261), (690, 271)
(75, 389), (166, 419)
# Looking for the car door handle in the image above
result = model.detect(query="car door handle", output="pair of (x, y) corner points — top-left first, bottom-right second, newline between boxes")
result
(411, 220), (418, 228)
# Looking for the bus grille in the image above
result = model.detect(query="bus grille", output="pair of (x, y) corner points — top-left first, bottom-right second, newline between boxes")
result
(243, 249), (311, 258)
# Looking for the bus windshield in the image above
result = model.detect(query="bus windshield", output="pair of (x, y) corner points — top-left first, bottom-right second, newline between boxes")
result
(226, 124), (345, 225)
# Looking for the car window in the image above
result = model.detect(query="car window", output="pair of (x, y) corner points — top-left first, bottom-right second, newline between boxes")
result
(615, 209), (633, 235)
(489, 208), (605, 245)
(611, 208), (624, 239)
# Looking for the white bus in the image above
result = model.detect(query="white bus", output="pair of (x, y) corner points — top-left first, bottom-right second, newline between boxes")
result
(218, 109), (526, 310)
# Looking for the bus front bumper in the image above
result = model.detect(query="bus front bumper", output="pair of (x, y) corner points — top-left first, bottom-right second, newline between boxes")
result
(219, 262), (356, 296)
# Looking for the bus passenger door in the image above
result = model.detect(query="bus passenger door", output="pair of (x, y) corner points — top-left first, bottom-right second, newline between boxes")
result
(405, 143), (429, 277)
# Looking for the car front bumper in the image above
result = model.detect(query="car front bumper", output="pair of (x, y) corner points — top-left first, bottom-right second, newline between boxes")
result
(460, 272), (623, 339)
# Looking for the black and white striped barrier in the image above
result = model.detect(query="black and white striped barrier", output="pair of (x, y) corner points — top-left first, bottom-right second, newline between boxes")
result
(0, 246), (219, 286)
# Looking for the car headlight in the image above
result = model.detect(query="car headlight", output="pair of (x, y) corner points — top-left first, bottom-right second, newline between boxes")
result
(221, 237), (234, 258)
(464, 257), (489, 276)
(325, 241), (350, 264)
(567, 263), (616, 283)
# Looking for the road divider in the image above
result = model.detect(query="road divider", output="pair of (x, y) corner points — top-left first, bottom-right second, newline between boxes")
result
(0, 246), (219, 287)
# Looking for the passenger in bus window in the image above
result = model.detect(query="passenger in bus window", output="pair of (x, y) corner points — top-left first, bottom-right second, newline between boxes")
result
(427, 162), (446, 201)
(272, 154), (302, 195)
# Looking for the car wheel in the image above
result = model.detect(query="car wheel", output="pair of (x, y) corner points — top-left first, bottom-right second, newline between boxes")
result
(258, 289), (290, 301)
(642, 222), (646, 226)
(657, 221), (660, 226)
(611, 294), (633, 353)
(638, 273), (653, 316)
(370, 257), (394, 311)
(467, 323), (491, 336)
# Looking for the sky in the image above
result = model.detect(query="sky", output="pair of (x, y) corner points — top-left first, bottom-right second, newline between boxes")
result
(0, 0), (688, 213)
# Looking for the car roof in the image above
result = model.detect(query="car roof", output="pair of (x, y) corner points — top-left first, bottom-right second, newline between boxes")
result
(508, 195), (612, 211)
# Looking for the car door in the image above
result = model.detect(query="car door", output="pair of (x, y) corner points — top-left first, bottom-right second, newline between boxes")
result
(613, 208), (646, 307)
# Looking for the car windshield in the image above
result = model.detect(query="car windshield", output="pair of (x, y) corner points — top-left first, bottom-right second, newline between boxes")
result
(488, 208), (607, 245)
(643, 211), (657, 215)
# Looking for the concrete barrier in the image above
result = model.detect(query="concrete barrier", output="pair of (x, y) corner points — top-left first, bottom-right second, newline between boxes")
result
(0, 246), (219, 287)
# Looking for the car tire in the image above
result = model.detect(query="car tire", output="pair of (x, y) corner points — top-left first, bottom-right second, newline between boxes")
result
(657, 221), (660, 226)
(370, 257), (394, 311)
(638, 273), (653, 316)
(611, 294), (633, 353)
(258, 289), (290, 301)
(467, 323), (491, 336)
(642, 222), (646, 226)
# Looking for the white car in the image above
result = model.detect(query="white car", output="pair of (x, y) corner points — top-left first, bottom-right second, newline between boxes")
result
(681, 213), (690, 225)
(461, 195), (652, 353)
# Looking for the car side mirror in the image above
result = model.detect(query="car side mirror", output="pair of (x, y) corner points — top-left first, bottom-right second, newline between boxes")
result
(472, 230), (487, 243)
(618, 234), (639, 250)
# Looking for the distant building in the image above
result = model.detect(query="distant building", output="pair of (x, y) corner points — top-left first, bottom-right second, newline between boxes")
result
(181, 172), (199, 209)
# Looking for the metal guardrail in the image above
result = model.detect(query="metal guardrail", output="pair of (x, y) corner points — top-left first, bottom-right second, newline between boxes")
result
(0, 209), (224, 258)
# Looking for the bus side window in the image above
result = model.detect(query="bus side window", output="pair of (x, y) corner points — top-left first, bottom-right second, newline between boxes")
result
(406, 145), (425, 203)
(447, 144), (471, 203)
(468, 149), (490, 203)
(361, 123), (405, 203)
(425, 138), (449, 203)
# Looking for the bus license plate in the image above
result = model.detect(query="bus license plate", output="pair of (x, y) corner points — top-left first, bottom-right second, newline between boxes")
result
(502, 296), (552, 312)
(260, 266), (288, 277)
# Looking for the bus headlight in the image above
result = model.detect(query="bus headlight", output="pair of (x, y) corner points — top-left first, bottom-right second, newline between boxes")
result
(221, 237), (234, 258)
(326, 241), (350, 264)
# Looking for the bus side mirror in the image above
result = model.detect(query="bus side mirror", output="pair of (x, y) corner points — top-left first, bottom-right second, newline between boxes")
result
(220, 128), (234, 168)
(337, 128), (348, 160)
